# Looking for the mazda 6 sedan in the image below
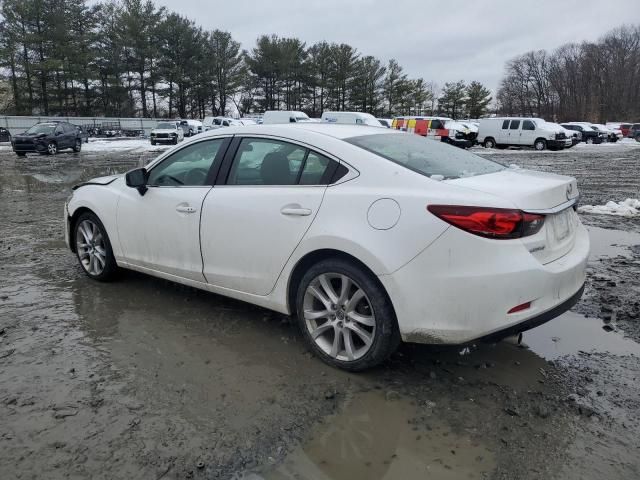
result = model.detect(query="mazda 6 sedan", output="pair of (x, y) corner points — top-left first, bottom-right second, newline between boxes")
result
(65, 124), (589, 371)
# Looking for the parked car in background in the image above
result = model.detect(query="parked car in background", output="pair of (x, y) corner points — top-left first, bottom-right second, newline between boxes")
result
(202, 117), (252, 130)
(591, 123), (621, 142)
(545, 122), (575, 148)
(321, 111), (383, 126)
(65, 123), (588, 371)
(560, 123), (603, 144)
(262, 111), (311, 124)
(0, 127), (11, 143)
(392, 116), (475, 148)
(478, 117), (567, 151)
(180, 119), (203, 137)
(12, 121), (82, 156)
(606, 122), (631, 137)
(150, 121), (184, 145)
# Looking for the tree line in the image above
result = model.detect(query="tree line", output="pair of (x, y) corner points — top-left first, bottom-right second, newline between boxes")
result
(0, 0), (494, 119)
(497, 24), (640, 122)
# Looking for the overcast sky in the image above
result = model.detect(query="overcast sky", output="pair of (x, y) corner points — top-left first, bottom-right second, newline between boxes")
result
(154, 0), (640, 92)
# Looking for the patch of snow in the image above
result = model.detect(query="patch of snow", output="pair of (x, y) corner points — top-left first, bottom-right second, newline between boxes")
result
(83, 138), (171, 153)
(578, 199), (640, 217)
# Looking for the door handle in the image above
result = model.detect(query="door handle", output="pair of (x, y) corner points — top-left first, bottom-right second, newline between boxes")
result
(176, 205), (197, 214)
(281, 207), (312, 216)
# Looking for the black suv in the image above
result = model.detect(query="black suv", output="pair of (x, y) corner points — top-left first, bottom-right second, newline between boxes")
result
(12, 121), (82, 156)
(560, 124), (602, 144)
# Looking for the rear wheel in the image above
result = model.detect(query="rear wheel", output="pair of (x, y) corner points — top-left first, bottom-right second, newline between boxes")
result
(534, 139), (547, 151)
(74, 212), (118, 281)
(483, 137), (496, 149)
(296, 258), (400, 371)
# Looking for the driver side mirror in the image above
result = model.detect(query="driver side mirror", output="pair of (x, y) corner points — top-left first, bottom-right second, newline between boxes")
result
(125, 167), (148, 196)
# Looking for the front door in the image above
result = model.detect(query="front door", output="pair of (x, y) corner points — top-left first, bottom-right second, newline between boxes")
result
(117, 137), (228, 281)
(201, 137), (335, 296)
(520, 119), (537, 146)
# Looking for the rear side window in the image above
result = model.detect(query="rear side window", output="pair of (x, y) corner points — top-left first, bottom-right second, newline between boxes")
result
(227, 138), (340, 186)
(522, 120), (535, 131)
(347, 133), (504, 180)
(502, 120), (510, 129)
(509, 120), (521, 130)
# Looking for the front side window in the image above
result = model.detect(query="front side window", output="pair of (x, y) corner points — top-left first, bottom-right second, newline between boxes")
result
(502, 120), (510, 129)
(522, 120), (535, 131)
(430, 119), (444, 130)
(346, 133), (504, 180)
(509, 120), (521, 130)
(147, 139), (224, 187)
(228, 138), (306, 185)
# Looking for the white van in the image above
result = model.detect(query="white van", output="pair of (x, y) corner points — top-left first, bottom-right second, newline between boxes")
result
(262, 111), (311, 124)
(477, 117), (567, 151)
(321, 111), (382, 126)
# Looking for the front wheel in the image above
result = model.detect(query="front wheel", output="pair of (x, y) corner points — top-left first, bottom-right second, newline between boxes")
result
(296, 259), (400, 371)
(47, 142), (58, 155)
(72, 139), (82, 152)
(534, 139), (547, 151)
(74, 212), (118, 281)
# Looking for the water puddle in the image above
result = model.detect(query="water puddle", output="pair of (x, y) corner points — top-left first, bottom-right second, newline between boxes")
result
(524, 311), (640, 360)
(257, 391), (494, 480)
(587, 226), (640, 258)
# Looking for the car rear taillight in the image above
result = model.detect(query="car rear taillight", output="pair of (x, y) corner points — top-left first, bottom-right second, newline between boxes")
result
(427, 205), (545, 239)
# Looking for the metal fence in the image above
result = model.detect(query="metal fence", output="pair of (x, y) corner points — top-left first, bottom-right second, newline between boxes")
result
(0, 116), (164, 137)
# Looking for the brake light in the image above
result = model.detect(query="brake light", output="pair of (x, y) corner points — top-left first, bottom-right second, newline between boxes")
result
(427, 205), (545, 239)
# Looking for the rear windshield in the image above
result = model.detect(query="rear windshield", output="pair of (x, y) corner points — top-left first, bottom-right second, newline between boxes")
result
(346, 133), (504, 180)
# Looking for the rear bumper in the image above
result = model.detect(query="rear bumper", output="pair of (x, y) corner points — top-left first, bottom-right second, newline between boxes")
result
(379, 221), (590, 345)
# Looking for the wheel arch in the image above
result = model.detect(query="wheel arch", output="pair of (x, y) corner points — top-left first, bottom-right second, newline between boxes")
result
(68, 206), (97, 253)
(286, 248), (397, 322)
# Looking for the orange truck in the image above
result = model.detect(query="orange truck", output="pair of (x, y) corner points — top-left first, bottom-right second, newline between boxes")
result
(391, 116), (476, 148)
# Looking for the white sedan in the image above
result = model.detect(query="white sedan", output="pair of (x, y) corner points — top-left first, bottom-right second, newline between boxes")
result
(65, 124), (589, 371)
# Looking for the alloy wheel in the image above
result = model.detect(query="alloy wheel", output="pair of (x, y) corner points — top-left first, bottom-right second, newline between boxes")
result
(76, 219), (106, 276)
(47, 142), (57, 155)
(303, 273), (376, 362)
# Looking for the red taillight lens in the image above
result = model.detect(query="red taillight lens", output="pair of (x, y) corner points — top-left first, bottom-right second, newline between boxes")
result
(427, 205), (545, 239)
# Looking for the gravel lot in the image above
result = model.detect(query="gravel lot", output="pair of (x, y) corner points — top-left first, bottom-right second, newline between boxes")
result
(0, 139), (639, 480)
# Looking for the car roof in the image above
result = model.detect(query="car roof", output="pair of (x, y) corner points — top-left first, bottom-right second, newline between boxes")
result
(195, 123), (394, 140)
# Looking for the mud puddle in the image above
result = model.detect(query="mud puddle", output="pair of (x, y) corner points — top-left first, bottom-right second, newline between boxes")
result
(251, 391), (494, 480)
(587, 225), (640, 258)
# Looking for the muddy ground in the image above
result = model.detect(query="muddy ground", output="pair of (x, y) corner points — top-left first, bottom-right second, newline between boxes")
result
(0, 140), (639, 480)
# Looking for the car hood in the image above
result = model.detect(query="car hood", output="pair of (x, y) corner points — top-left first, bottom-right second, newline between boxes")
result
(15, 133), (48, 139)
(446, 169), (578, 211)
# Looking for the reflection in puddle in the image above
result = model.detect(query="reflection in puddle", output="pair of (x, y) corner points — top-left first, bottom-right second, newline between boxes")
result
(587, 226), (640, 259)
(524, 311), (640, 360)
(260, 391), (494, 480)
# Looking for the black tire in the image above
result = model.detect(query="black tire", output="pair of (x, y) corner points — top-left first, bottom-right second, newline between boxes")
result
(534, 138), (547, 151)
(295, 258), (400, 371)
(173, 138), (178, 145)
(16, 152), (26, 157)
(73, 212), (119, 282)
(483, 137), (496, 149)
(72, 138), (82, 153)
(150, 140), (156, 146)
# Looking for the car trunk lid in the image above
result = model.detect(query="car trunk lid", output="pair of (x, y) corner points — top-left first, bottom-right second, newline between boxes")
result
(446, 169), (580, 264)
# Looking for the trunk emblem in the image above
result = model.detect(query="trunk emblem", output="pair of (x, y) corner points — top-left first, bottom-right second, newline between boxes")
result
(566, 184), (574, 200)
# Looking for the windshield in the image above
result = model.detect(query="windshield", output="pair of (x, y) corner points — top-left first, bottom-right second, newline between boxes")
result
(26, 123), (56, 134)
(156, 122), (175, 129)
(347, 133), (504, 180)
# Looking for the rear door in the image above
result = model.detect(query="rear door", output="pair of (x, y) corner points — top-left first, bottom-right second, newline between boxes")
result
(200, 136), (337, 295)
